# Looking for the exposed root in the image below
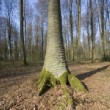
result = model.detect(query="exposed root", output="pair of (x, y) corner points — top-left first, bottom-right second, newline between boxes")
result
(37, 69), (86, 95)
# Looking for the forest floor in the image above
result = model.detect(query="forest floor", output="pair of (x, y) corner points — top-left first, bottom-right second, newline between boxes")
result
(0, 61), (110, 110)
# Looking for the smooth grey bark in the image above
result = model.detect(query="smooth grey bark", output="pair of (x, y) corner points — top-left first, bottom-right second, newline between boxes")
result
(37, 0), (86, 96)
(43, 0), (69, 78)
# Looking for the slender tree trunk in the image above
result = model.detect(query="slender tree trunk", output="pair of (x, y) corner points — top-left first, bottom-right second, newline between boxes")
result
(31, 40), (33, 61)
(98, 10), (102, 55)
(35, 24), (39, 60)
(4, 31), (7, 61)
(100, 0), (105, 59)
(8, 18), (12, 60)
(14, 36), (18, 60)
(69, 0), (74, 61)
(64, 25), (68, 61)
(9, 35), (12, 60)
(87, 1), (91, 60)
(76, 0), (81, 62)
(90, 0), (95, 63)
(87, 24), (91, 60)
(20, 0), (27, 65)
(24, 17), (27, 59)
(41, 23), (44, 61)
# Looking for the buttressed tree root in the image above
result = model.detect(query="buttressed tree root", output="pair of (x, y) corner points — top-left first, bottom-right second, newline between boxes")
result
(37, 69), (86, 95)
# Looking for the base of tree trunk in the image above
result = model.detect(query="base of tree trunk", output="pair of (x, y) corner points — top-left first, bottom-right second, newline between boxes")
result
(37, 69), (86, 95)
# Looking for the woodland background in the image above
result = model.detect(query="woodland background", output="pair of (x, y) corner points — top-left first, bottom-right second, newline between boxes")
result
(0, 0), (110, 64)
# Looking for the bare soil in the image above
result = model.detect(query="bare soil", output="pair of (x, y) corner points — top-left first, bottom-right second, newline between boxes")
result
(0, 61), (110, 110)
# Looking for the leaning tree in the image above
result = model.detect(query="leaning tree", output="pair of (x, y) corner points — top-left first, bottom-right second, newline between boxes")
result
(37, 0), (86, 95)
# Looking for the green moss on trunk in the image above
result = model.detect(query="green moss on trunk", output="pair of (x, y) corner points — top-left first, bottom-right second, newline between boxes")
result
(37, 69), (86, 95)
(58, 72), (68, 85)
(37, 69), (57, 95)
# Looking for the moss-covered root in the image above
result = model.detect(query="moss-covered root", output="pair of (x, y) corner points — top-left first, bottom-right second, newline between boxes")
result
(37, 70), (68, 95)
(68, 74), (87, 92)
(37, 69), (86, 95)
(64, 87), (73, 109)
(37, 69), (58, 95)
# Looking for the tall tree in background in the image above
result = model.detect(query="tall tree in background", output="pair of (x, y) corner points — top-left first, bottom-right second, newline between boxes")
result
(90, 0), (95, 63)
(37, 0), (85, 95)
(20, 0), (27, 65)
(37, 0), (48, 60)
(87, 0), (91, 59)
(61, 0), (70, 60)
(34, 18), (40, 60)
(12, 26), (19, 60)
(4, 0), (15, 60)
(76, 0), (81, 61)
(24, 0), (34, 61)
(105, 0), (110, 56)
(68, 0), (74, 61)
(0, 0), (110, 63)
(100, 0), (106, 59)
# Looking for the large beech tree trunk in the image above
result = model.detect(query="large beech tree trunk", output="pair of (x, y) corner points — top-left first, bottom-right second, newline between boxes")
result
(37, 0), (86, 95)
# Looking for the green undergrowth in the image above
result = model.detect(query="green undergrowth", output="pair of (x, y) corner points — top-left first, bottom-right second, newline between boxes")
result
(37, 69), (86, 95)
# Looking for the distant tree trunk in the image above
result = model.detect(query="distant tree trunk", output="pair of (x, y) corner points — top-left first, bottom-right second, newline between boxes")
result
(7, 18), (12, 60)
(98, 8), (102, 52)
(36, 25), (39, 60)
(90, 0), (95, 63)
(4, 30), (7, 61)
(69, 0), (74, 61)
(20, 0), (27, 65)
(28, 23), (33, 61)
(41, 23), (44, 61)
(76, 0), (81, 62)
(86, 1), (91, 60)
(14, 33), (19, 61)
(104, 17), (108, 56)
(14, 42), (18, 60)
(87, 24), (91, 60)
(106, 0), (109, 19)
(100, 0), (105, 59)
(24, 16), (27, 58)
(31, 36), (33, 61)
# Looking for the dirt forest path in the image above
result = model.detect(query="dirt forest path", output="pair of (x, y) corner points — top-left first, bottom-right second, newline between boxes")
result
(0, 62), (110, 110)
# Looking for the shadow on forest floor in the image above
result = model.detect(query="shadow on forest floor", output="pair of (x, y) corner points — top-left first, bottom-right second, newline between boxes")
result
(0, 62), (42, 78)
(77, 65), (110, 80)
